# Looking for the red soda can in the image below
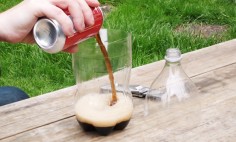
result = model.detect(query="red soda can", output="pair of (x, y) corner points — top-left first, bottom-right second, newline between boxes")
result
(33, 7), (103, 53)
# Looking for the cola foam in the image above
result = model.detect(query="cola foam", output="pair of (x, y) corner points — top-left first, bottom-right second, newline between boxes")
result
(75, 93), (133, 135)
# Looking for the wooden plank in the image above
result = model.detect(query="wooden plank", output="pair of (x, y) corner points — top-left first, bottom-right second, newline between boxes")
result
(2, 57), (236, 141)
(0, 86), (77, 140)
(1, 39), (236, 140)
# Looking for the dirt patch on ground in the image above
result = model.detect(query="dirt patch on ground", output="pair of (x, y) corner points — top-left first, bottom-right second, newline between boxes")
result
(175, 24), (228, 38)
(101, 4), (115, 13)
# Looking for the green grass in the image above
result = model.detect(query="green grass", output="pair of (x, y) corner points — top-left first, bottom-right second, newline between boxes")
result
(1, 0), (236, 97)
(101, 0), (236, 65)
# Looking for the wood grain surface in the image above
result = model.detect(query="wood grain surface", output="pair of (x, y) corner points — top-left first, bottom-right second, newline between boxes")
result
(1, 39), (236, 141)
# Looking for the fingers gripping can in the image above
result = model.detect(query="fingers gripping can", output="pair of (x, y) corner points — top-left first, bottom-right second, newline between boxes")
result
(33, 7), (103, 53)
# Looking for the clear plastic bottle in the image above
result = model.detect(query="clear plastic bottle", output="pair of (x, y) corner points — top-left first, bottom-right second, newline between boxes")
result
(72, 29), (133, 136)
(145, 48), (201, 134)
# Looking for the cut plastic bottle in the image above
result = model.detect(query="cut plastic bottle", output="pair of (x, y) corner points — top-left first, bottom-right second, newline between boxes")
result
(145, 48), (201, 134)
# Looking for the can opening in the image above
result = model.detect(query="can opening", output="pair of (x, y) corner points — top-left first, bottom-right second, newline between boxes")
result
(33, 19), (58, 49)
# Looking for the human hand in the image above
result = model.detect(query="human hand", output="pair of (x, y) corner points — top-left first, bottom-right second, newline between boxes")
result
(0, 0), (100, 53)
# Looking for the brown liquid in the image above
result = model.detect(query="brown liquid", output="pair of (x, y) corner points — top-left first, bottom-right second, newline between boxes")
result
(95, 34), (117, 105)
(76, 34), (131, 136)
(77, 119), (130, 136)
(75, 93), (133, 136)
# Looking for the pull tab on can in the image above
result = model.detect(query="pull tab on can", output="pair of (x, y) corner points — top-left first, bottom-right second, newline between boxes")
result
(33, 7), (103, 54)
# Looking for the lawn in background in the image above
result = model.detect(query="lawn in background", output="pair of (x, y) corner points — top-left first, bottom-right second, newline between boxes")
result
(0, 0), (236, 96)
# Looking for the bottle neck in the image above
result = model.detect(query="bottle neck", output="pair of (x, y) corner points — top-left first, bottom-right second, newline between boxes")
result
(165, 60), (181, 66)
(164, 60), (182, 74)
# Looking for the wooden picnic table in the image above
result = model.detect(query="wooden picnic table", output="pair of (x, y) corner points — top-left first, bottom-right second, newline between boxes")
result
(1, 39), (236, 142)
